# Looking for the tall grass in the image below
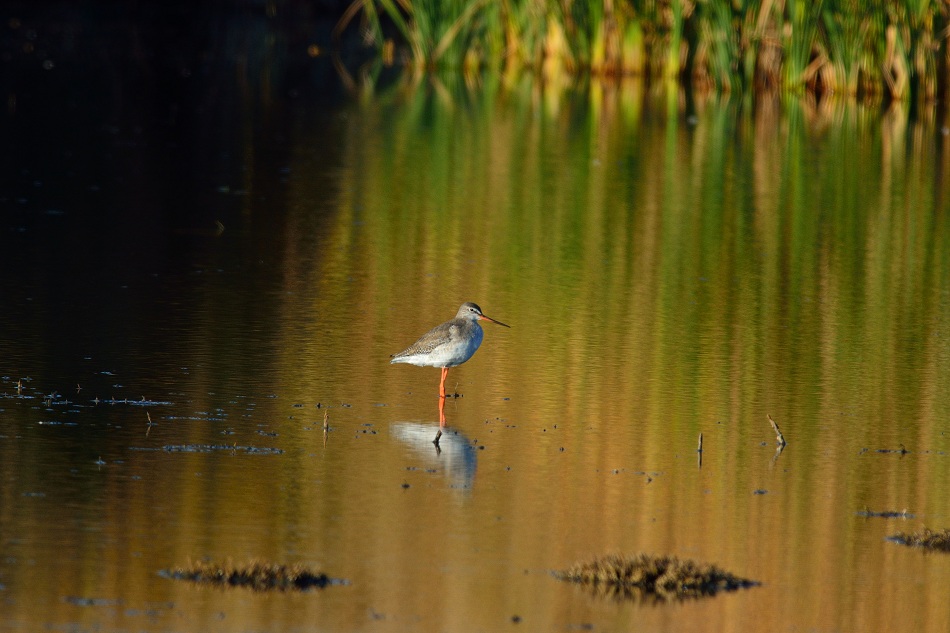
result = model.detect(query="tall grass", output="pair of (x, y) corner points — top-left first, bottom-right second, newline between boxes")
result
(336, 0), (950, 101)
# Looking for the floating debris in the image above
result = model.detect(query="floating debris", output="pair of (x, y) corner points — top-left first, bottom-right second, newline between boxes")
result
(887, 528), (950, 552)
(875, 445), (911, 455)
(130, 444), (283, 455)
(767, 414), (787, 447)
(554, 553), (758, 601)
(162, 559), (343, 591)
(124, 398), (174, 407)
(165, 444), (282, 455)
(64, 596), (120, 607)
(857, 508), (913, 519)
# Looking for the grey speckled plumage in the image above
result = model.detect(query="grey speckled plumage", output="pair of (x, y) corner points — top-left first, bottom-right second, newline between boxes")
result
(390, 302), (509, 369)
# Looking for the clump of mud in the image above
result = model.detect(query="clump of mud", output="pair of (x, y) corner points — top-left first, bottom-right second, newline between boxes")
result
(888, 528), (950, 552)
(554, 553), (758, 601)
(162, 559), (342, 591)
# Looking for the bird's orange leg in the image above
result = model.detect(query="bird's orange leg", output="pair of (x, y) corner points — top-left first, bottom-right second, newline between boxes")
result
(439, 367), (449, 400)
(438, 395), (446, 427)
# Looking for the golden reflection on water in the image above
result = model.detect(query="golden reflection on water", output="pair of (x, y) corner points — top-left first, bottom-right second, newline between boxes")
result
(3, 76), (950, 633)
(282, 77), (950, 631)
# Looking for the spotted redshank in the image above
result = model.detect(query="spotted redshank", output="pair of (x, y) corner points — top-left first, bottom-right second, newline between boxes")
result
(391, 302), (510, 400)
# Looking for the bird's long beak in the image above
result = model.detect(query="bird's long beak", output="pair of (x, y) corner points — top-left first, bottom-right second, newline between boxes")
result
(479, 314), (510, 328)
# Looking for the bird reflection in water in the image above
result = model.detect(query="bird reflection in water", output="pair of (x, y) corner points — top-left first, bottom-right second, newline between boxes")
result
(391, 406), (478, 490)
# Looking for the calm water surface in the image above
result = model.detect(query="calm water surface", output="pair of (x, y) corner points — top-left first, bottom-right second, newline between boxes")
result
(2, 7), (950, 633)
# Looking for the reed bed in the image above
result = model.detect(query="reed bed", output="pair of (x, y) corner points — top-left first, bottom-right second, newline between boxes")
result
(555, 553), (759, 600)
(162, 559), (340, 591)
(888, 527), (950, 552)
(336, 0), (949, 101)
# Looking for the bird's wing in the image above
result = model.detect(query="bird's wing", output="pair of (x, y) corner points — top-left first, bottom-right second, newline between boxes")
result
(392, 323), (459, 358)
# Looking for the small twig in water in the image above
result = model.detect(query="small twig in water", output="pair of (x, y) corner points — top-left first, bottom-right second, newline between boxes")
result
(858, 507), (913, 519)
(767, 415), (787, 447)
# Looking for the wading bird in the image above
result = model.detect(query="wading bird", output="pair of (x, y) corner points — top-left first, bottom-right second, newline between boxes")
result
(391, 302), (510, 403)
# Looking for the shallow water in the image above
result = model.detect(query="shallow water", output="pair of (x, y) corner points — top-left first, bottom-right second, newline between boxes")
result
(2, 5), (950, 633)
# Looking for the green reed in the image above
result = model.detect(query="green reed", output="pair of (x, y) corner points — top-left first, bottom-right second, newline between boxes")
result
(337, 0), (949, 101)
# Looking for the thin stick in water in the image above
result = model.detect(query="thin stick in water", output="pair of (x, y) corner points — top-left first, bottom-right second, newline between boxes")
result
(767, 414), (787, 447)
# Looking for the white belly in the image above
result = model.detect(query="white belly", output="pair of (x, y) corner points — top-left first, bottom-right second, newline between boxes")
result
(392, 325), (484, 368)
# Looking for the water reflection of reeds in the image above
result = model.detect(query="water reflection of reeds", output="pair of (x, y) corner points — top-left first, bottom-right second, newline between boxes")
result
(293, 75), (950, 541)
(322, 78), (950, 401)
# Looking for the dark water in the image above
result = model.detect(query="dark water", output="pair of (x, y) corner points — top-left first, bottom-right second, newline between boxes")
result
(2, 5), (950, 633)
